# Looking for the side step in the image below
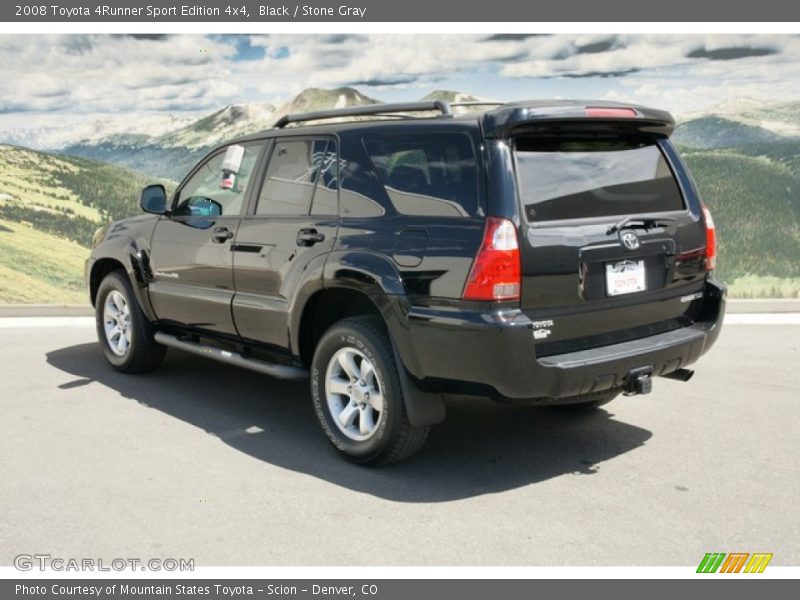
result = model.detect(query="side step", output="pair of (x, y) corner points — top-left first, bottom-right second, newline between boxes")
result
(154, 332), (308, 381)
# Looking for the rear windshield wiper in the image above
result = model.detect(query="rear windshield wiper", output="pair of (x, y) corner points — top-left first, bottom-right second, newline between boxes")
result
(606, 215), (677, 235)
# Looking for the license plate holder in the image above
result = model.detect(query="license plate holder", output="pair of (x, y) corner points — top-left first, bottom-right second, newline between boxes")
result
(605, 259), (646, 296)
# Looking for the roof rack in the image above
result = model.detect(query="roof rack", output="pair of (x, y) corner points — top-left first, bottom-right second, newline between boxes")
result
(273, 100), (452, 128)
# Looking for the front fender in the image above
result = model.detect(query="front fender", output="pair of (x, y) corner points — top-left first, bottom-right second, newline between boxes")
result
(89, 218), (158, 322)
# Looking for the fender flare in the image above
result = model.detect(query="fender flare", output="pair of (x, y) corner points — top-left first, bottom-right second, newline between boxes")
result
(314, 251), (445, 427)
(90, 236), (158, 322)
(320, 250), (417, 370)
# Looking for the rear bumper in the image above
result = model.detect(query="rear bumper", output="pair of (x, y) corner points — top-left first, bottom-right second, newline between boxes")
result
(403, 278), (726, 400)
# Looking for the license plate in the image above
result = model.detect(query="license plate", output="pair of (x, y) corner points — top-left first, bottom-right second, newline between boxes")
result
(605, 259), (646, 296)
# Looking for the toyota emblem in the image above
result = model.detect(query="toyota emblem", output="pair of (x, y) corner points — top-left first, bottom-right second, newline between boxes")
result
(620, 230), (640, 251)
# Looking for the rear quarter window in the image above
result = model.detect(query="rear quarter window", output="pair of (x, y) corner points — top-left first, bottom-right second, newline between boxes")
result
(363, 132), (479, 217)
(514, 135), (685, 222)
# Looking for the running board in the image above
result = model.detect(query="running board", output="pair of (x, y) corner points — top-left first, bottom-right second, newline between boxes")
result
(154, 332), (308, 381)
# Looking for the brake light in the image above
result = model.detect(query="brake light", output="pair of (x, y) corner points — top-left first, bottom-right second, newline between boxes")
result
(702, 205), (716, 271)
(585, 107), (637, 119)
(463, 217), (521, 301)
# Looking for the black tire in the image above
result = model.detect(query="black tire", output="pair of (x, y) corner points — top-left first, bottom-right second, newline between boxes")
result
(553, 390), (620, 411)
(95, 270), (166, 373)
(310, 316), (429, 465)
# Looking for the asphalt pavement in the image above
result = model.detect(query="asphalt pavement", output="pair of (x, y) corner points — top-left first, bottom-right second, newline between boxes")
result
(0, 317), (797, 566)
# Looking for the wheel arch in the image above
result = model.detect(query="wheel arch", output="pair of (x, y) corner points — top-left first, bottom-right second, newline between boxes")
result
(293, 252), (445, 428)
(294, 250), (413, 371)
(89, 257), (126, 306)
(89, 244), (157, 322)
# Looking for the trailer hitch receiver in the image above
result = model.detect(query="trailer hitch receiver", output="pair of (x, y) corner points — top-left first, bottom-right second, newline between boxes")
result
(624, 367), (653, 396)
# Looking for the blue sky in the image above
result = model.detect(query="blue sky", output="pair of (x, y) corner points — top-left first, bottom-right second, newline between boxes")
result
(1, 33), (799, 142)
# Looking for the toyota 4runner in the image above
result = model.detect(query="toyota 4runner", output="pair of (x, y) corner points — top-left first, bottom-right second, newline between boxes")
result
(86, 99), (726, 464)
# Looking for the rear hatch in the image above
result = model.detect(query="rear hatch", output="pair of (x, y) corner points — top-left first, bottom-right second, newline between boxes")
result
(510, 128), (710, 356)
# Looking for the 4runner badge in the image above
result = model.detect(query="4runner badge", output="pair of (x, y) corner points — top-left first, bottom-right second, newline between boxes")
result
(620, 230), (641, 251)
(154, 270), (179, 279)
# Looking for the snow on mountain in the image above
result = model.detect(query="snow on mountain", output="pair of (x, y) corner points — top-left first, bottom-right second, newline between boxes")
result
(158, 103), (276, 149)
(270, 87), (379, 123)
(56, 88), (380, 181)
(0, 113), (199, 151)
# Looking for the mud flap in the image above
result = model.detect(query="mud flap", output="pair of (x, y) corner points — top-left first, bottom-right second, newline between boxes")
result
(389, 336), (445, 427)
(396, 363), (446, 427)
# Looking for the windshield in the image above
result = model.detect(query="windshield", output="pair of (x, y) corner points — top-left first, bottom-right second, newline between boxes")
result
(514, 135), (685, 222)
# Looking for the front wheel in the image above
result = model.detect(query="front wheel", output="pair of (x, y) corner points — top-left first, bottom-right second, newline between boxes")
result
(95, 270), (166, 373)
(310, 317), (429, 465)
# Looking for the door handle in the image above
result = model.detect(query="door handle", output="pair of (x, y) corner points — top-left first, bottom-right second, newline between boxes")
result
(212, 226), (233, 243)
(296, 228), (325, 247)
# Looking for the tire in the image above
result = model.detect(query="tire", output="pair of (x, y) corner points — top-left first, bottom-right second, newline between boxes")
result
(95, 270), (166, 373)
(553, 390), (620, 412)
(310, 316), (429, 465)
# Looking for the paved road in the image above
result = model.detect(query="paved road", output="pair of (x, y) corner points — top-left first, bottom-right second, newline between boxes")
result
(0, 319), (798, 566)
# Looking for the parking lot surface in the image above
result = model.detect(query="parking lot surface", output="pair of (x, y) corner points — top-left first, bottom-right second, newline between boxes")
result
(0, 318), (797, 566)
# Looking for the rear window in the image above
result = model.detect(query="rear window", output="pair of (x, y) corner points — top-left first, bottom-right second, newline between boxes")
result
(514, 136), (685, 222)
(363, 133), (479, 217)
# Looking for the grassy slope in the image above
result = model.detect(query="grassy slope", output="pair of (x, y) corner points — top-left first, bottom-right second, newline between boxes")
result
(0, 145), (102, 222)
(0, 218), (88, 303)
(725, 275), (800, 299)
(0, 145), (151, 303)
(682, 150), (800, 280)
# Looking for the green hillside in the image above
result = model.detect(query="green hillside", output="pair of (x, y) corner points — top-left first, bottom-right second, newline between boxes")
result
(0, 144), (153, 303)
(0, 219), (89, 303)
(673, 106), (800, 296)
(681, 149), (800, 296)
(673, 116), (783, 149)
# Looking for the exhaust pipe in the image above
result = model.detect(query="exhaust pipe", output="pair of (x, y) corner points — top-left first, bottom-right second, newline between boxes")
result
(663, 368), (695, 382)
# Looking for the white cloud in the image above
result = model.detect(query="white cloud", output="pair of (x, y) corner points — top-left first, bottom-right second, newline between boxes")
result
(0, 33), (799, 133)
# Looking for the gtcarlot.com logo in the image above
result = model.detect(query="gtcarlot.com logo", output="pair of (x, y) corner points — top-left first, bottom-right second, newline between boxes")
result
(697, 552), (773, 573)
(14, 554), (194, 572)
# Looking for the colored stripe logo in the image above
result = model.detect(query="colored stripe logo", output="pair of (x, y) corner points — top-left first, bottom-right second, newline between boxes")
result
(697, 553), (773, 573)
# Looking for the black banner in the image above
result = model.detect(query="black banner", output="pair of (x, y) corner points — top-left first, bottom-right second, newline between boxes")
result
(3, 0), (800, 22)
(4, 579), (798, 600)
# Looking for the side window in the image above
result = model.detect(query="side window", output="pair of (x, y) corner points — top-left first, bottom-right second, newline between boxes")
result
(257, 139), (332, 216)
(363, 133), (479, 217)
(310, 141), (338, 216)
(174, 143), (262, 217)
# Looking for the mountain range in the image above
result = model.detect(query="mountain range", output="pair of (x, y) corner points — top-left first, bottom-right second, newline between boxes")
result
(55, 88), (380, 181)
(0, 87), (798, 301)
(8, 88), (483, 181)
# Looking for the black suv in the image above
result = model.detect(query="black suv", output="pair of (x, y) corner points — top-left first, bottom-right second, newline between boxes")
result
(86, 99), (726, 464)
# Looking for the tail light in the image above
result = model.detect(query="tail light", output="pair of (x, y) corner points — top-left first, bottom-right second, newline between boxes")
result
(463, 217), (521, 301)
(702, 205), (716, 271)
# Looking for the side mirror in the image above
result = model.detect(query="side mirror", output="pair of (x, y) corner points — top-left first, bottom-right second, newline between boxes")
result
(140, 184), (167, 215)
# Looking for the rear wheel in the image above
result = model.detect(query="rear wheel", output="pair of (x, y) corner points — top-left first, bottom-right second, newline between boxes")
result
(95, 271), (166, 373)
(310, 317), (429, 465)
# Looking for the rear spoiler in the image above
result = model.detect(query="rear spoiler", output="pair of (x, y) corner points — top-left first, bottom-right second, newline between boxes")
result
(481, 100), (675, 138)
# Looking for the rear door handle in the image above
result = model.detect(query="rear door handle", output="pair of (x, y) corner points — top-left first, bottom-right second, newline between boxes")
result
(296, 228), (325, 247)
(212, 226), (234, 243)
